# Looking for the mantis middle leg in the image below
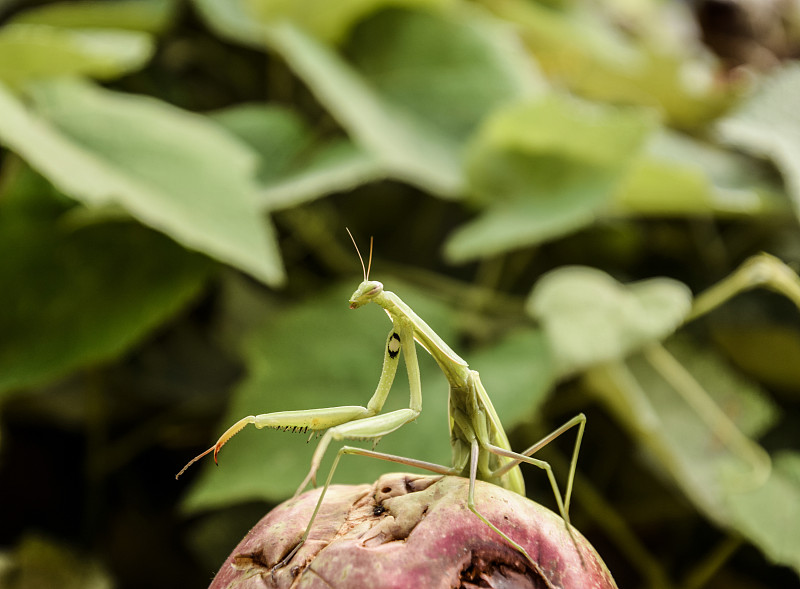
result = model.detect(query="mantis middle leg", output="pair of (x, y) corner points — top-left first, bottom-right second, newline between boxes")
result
(484, 413), (587, 546)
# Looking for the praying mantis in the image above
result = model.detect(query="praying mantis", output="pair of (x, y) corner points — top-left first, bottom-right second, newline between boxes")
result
(177, 232), (586, 570)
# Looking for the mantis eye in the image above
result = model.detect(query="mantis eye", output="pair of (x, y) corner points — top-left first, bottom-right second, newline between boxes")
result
(362, 281), (383, 297)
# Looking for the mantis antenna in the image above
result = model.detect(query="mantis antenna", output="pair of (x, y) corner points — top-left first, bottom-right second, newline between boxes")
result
(346, 227), (373, 281)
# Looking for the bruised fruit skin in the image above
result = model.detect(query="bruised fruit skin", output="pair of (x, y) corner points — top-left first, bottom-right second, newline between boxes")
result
(209, 473), (618, 589)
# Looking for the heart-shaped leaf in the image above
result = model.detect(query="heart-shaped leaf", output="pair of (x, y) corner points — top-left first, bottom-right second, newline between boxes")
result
(445, 97), (654, 262)
(528, 266), (692, 376)
(0, 79), (284, 285)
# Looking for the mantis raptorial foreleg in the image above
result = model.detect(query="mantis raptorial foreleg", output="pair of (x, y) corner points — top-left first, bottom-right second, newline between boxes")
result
(176, 324), (418, 480)
(175, 406), (372, 478)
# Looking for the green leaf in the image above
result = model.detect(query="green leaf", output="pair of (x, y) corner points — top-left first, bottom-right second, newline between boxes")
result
(259, 141), (382, 210)
(446, 195), (599, 264)
(0, 215), (211, 396)
(485, 0), (734, 130)
(344, 7), (544, 144)
(445, 96), (654, 262)
(192, 0), (266, 47)
(195, 2), (543, 198)
(0, 79), (284, 286)
(613, 130), (789, 217)
(471, 97), (651, 168)
(8, 0), (177, 33)
(246, 0), (450, 45)
(725, 451), (800, 572)
(717, 64), (800, 219)
(587, 337), (795, 572)
(0, 24), (153, 86)
(266, 19), (456, 197)
(528, 266), (692, 376)
(211, 104), (383, 211)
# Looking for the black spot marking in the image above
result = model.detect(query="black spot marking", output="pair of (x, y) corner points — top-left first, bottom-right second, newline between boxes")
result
(388, 332), (401, 359)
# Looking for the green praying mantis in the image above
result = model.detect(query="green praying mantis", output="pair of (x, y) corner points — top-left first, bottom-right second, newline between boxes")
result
(177, 231), (586, 570)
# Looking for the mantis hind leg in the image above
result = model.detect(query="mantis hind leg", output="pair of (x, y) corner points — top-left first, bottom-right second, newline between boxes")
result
(487, 413), (586, 547)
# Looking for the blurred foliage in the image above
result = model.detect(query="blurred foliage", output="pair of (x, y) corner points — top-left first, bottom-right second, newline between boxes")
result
(1, 0), (800, 588)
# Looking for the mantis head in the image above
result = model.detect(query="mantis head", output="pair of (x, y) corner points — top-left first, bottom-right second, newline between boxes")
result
(347, 228), (382, 309)
(349, 280), (384, 309)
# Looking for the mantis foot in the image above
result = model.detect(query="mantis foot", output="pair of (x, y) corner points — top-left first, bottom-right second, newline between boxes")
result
(270, 541), (303, 579)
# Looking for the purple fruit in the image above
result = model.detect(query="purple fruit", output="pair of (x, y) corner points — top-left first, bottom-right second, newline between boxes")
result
(210, 473), (618, 589)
